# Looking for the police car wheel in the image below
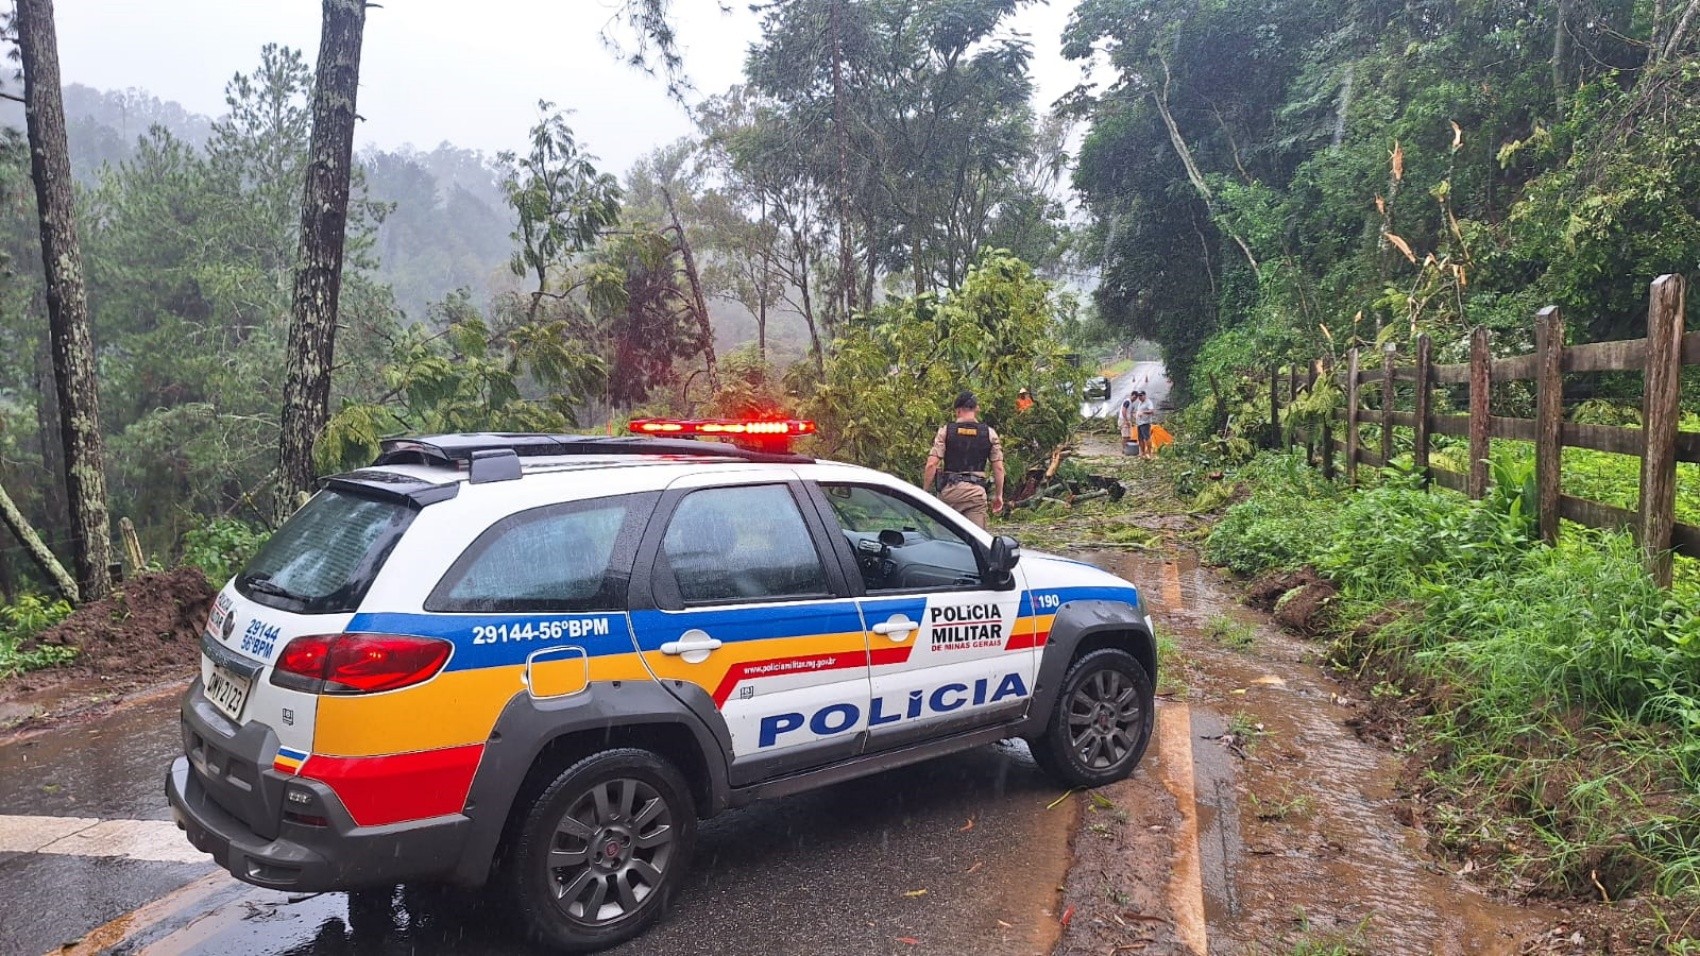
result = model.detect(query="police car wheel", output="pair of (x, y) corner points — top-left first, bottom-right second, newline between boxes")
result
(1032, 649), (1153, 788)
(509, 748), (698, 951)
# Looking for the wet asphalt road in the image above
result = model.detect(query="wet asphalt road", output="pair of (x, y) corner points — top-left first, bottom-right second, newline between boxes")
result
(0, 691), (1075, 956)
(1080, 360), (1170, 421)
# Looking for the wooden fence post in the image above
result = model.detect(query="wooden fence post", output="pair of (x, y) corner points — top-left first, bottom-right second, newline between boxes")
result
(1413, 333), (1432, 486)
(1381, 344), (1396, 465)
(1468, 326), (1491, 499)
(1269, 365), (1279, 447)
(119, 516), (144, 572)
(1639, 274), (1685, 586)
(1345, 348), (1360, 485)
(1288, 365), (1300, 449)
(1312, 358), (1326, 472)
(1534, 307), (1565, 545)
(1318, 359), (1336, 479)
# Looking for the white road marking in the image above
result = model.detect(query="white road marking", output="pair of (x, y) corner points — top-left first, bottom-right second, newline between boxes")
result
(0, 814), (206, 864)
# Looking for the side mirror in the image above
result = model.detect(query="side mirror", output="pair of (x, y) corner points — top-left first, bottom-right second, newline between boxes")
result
(987, 534), (1022, 586)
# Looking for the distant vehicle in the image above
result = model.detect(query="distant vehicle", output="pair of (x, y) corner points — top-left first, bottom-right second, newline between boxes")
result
(1084, 376), (1111, 400)
(167, 425), (1158, 952)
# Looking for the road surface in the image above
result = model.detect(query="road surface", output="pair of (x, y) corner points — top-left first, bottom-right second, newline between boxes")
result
(0, 541), (1568, 955)
(1081, 360), (1170, 420)
(0, 692), (1077, 956)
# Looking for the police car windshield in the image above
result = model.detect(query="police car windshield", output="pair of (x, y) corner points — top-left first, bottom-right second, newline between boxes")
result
(237, 490), (415, 614)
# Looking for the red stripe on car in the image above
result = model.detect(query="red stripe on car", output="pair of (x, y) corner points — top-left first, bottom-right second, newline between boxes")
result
(300, 743), (484, 827)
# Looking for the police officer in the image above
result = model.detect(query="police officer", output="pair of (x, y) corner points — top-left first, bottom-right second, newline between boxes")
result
(922, 392), (1005, 529)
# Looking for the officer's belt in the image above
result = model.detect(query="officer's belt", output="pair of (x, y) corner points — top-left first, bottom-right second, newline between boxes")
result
(943, 471), (989, 488)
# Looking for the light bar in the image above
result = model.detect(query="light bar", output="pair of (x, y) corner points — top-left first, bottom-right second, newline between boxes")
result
(629, 418), (817, 438)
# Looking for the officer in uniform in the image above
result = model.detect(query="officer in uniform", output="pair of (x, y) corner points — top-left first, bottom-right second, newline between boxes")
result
(922, 392), (1005, 529)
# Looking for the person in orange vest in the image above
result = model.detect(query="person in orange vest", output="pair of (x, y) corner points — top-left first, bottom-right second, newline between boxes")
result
(1015, 387), (1034, 413)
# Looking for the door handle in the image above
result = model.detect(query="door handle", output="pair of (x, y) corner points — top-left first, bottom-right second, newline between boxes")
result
(871, 616), (918, 640)
(660, 629), (722, 663)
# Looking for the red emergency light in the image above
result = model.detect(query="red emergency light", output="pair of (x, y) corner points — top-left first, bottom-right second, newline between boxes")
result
(629, 418), (817, 439)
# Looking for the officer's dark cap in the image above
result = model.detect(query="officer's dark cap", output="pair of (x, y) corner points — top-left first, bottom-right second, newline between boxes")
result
(954, 391), (979, 410)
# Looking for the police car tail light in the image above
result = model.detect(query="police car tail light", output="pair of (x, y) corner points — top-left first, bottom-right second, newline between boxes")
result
(628, 418), (817, 438)
(272, 633), (452, 695)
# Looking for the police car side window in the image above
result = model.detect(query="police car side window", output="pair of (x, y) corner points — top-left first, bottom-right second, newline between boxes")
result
(427, 496), (647, 613)
(819, 483), (982, 591)
(662, 485), (829, 604)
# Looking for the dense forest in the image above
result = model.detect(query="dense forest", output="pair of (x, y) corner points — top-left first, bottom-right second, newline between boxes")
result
(1065, 0), (1700, 393)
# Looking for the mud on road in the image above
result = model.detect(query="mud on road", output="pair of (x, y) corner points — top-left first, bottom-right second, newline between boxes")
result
(1051, 548), (1579, 956)
(0, 567), (213, 741)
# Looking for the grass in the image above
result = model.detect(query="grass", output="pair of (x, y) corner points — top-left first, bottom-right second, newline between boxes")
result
(1099, 358), (1136, 379)
(0, 594), (76, 679)
(1249, 789), (1313, 822)
(1204, 613), (1257, 649)
(1258, 911), (1372, 956)
(1203, 450), (1700, 900)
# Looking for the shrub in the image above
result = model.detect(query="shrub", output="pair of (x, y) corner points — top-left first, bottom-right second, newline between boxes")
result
(0, 594), (76, 678)
(182, 518), (271, 586)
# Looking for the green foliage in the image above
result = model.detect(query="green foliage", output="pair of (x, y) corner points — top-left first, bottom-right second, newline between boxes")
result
(1067, 0), (1696, 396)
(1205, 451), (1700, 895)
(806, 250), (1082, 481)
(181, 519), (272, 587)
(1202, 454), (1339, 574)
(318, 294), (608, 472)
(0, 595), (76, 678)
(501, 102), (623, 305)
(743, 0), (1065, 303)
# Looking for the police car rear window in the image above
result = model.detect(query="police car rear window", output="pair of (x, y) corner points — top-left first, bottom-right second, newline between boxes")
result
(236, 490), (415, 614)
(426, 493), (654, 613)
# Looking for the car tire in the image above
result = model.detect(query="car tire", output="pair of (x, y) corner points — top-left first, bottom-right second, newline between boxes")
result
(1030, 648), (1154, 789)
(507, 748), (697, 953)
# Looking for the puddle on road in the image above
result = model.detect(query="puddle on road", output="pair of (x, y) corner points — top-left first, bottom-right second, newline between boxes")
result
(0, 690), (184, 820)
(1099, 550), (1562, 954)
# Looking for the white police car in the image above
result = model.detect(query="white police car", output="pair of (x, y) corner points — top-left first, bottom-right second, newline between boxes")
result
(167, 423), (1157, 952)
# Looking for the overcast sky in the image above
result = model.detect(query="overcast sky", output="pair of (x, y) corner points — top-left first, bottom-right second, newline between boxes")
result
(54, 1), (1090, 176)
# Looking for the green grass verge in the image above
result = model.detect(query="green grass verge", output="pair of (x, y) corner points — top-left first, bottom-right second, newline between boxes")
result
(1204, 451), (1700, 902)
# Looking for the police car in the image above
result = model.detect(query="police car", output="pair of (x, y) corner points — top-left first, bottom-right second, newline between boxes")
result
(166, 423), (1157, 952)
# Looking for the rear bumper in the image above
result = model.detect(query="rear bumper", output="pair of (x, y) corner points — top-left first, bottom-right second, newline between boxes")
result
(165, 684), (475, 892)
(167, 757), (470, 891)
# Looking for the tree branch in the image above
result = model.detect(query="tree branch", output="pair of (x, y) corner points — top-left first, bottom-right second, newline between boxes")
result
(1151, 52), (1260, 278)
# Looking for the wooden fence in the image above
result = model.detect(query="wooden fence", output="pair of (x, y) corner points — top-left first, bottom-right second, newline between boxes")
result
(1269, 274), (1697, 586)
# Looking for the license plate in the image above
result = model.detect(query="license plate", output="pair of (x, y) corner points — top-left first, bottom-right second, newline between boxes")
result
(205, 664), (252, 722)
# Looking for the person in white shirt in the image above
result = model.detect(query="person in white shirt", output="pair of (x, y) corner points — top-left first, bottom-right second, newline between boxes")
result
(1116, 397), (1135, 455)
(1134, 390), (1157, 458)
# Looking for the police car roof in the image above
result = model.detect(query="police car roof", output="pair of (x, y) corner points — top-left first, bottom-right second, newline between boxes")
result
(322, 432), (823, 507)
(377, 433), (814, 468)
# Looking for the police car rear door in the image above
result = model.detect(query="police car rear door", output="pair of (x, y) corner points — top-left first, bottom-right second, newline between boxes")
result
(805, 479), (1039, 751)
(628, 472), (874, 786)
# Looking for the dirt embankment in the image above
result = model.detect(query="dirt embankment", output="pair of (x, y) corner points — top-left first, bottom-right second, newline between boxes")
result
(0, 568), (214, 737)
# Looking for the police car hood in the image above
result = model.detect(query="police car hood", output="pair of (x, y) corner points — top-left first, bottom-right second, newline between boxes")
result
(1020, 549), (1144, 604)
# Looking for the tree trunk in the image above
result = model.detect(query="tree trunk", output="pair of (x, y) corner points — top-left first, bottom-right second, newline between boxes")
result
(0, 471), (78, 603)
(829, 0), (857, 323)
(1553, 0), (1572, 116)
(32, 339), (68, 554)
(1152, 53), (1260, 279)
(278, 0), (367, 524)
(16, 0), (112, 603)
(662, 187), (718, 394)
(758, 195), (769, 362)
(795, 233), (824, 374)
